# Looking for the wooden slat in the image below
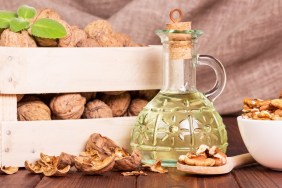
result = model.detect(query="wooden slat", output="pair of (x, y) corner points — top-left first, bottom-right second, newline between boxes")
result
(232, 165), (281, 188)
(0, 94), (17, 121)
(0, 169), (42, 188)
(1, 117), (135, 167)
(0, 46), (162, 94)
(35, 171), (136, 188)
(137, 168), (239, 188)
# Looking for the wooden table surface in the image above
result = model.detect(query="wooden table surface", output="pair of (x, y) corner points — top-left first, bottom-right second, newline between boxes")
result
(1, 116), (282, 188)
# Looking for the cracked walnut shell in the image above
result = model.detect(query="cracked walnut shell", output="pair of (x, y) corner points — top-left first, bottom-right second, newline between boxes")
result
(0, 166), (19, 175)
(17, 100), (51, 121)
(114, 149), (141, 171)
(85, 133), (119, 159)
(25, 153), (72, 176)
(74, 153), (115, 175)
(102, 92), (131, 117)
(50, 93), (86, 119)
(83, 99), (113, 119)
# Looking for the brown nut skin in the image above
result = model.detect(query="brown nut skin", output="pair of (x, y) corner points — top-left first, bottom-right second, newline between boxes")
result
(137, 90), (159, 100)
(83, 99), (113, 119)
(128, 99), (148, 116)
(34, 37), (58, 47)
(114, 150), (142, 171)
(57, 152), (76, 169)
(102, 92), (131, 117)
(50, 93), (86, 120)
(85, 133), (119, 159)
(17, 100), (51, 121)
(0, 29), (37, 47)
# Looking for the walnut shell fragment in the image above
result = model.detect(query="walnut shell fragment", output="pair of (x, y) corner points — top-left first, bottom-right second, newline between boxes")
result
(25, 152), (72, 176)
(17, 100), (51, 121)
(74, 154), (115, 175)
(102, 92), (131, 117)
(142, 160), (168, 173)
(121, 171), (147, 176)
(0, 166), (19, 175)
(85, 133), (119, 159)
(50, 93), (86, 119)
(114, 149), (142, 171)
(83, 99), (113, 119)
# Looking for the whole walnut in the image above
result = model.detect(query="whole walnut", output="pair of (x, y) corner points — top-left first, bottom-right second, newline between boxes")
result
(128, 99), (148, 116)
(83, 99), (112, 119)
(17, 100), (51, 121)
(59, 25), (87, 47)
(84, 20), (121, 47)
(0, 29), (37, 47)
(102, 92), (131, 117)
(50, 94), (86, 119)
(84, 20), (113, 38)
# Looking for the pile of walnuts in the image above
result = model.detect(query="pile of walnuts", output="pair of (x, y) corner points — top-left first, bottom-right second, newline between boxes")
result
(0, 8), (141, 47)
(242, 91), (282, 120)
(17, 90), (157, 121)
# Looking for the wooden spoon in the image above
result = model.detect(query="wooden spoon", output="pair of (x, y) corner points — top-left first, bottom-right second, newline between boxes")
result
(177, 153), (256, 175)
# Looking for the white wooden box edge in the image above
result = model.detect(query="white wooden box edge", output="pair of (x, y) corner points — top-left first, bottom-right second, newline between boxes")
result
(0, 45), (162, 94)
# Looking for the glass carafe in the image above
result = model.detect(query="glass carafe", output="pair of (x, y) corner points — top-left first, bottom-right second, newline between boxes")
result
(130, 29), (228, 167)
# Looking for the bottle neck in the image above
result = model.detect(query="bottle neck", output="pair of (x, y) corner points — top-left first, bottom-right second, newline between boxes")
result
(161, 43), (197, 93)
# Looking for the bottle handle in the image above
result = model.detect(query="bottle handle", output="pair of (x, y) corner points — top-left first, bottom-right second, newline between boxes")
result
(197, 55), (226, 102)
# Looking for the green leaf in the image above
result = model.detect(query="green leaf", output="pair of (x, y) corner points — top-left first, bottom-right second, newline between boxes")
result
(31, 18), (67, 39)
(17, 5), (36, 19)
(0, 11), (17, 28)
(9, 17), (30, 32)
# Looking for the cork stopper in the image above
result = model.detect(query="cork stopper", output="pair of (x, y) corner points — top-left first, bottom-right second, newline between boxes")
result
(166, 9), (192, 60)
(166, 9), (191, 30)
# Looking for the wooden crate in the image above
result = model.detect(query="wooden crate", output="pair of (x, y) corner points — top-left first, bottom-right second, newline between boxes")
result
(0, 46), (162, 167)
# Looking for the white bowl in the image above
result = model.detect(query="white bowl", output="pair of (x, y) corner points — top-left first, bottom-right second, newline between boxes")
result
(237, 116), (282, 171)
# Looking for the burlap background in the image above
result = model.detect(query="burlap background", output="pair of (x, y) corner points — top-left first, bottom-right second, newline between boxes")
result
(1, 0), (282, 114)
